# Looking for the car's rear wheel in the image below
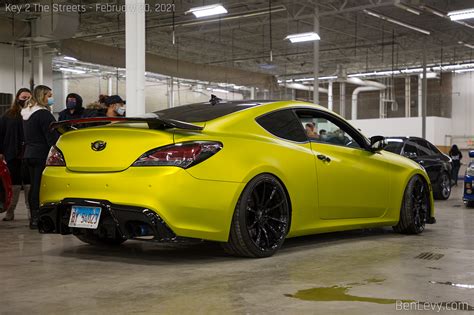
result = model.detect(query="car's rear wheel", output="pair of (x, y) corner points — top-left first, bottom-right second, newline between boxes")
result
(393, 175), (430, 234)
(433, 172), (451, 200)
(75, 228), (126, 246)
(222, 174), (290, 258)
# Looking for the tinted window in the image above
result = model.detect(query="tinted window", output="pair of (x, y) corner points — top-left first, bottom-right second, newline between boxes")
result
(413, 139), (436, 156)
(384, 140), (404, 154)
(428, 142), (441, 155)
(257, 110), (307, 142)
(154, 101), (269, 122)
(403, 141), (419, 158)
(295, 110), (364, 149)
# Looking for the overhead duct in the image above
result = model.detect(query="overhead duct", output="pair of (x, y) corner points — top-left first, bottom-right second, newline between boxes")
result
(0, 18), (30, 42)
(59, 39), (277, 90)
(30, 12), (79, 42)
(347, 78), (386, 120)
(284, 83), (328, 94)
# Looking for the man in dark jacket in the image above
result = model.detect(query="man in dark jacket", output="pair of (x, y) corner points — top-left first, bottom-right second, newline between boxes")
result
(58, 93), (84, 121)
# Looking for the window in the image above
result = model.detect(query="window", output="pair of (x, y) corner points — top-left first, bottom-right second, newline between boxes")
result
(384, 139), (404, 154)
(296, 110), (362, 149)
(256, 109), (307, 142)
(413, 139), (436, 156)
(428, 142), (441, 155)
(403, 141), (419, 158)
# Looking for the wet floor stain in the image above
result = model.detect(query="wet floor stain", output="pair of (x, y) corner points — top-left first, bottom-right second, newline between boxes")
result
(429, 281), (474, 289)
(285, 285), (413, 304)
(365, 278), (385, 284)
(427, 267), (442, 270)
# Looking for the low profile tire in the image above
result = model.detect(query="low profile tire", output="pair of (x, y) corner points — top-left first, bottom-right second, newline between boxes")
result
(75, 229), (126, 246)
(393, 175), (430, 234)
(433, 172), (451, 200)
(465, 201), (474, 208)
(222, 174), (290, 258)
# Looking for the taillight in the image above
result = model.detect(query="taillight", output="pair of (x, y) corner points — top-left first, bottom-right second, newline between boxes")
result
(46, 146), (66, 166)
(132, 141), (222, 168)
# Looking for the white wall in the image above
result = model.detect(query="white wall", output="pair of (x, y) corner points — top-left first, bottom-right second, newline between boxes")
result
(0, 44), (52, 95)
(60, 75), (243, 112)
(349, 116), (452, 147)
(451, 72), (474, 137)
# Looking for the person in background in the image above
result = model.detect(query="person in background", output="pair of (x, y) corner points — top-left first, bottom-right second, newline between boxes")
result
(58, 93), (84, 121)
(104, 95), (126, 117)
(21, 85), (59, 229)
(0, 88), (32, 221)
(319, 129), (327, 141)
(305, 123), (319, 140)
(449, 144), (463, 186)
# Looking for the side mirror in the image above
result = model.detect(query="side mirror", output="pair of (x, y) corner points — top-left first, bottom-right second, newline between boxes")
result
(369, 135), (386, 151)
(469, 150), (474, 158)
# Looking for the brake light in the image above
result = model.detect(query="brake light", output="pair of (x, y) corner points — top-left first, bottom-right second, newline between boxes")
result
(46, 146), (66, 166)
(132, 141), (222, 168)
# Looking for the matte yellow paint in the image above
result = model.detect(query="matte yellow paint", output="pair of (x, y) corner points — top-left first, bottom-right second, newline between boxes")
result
(40, 101), (434, 242)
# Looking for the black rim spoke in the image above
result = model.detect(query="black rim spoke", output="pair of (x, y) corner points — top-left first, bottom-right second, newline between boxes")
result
(245, 179), (288, 251)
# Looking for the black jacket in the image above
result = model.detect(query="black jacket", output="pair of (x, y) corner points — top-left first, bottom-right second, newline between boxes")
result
(0, 113), (24, 162)
(21, 106), (59, 160)
(58, 107), (85, 121)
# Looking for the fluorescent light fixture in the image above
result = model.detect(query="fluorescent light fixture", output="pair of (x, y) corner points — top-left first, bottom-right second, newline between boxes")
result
(395, 3), (421, 15)
(319, 75), (338, 80)
(459, 41), (474, 49)
(455, 68), (474, 73)
(420, 5), (446, 18)
(364, 10), (430, 35)
(63, 56), (77, 61)
(186, 4), (227, 18)
(448, 8), (474, 21)
(285, 32), (320, 43)
(401, 68), (423, 73)
(59, 67), (85, 74)
(212, 88), (229, 93)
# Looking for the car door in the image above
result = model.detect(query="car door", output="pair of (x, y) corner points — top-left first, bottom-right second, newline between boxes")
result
(412, 139), (440, 182)
(295, 109), (390, 220)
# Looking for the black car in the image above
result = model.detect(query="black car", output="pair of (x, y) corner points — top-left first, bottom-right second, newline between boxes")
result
(384, 137), (452, 200)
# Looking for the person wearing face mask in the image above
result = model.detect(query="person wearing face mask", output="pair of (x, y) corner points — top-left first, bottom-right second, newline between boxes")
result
(104, 95), (126, 117)
(58, 93), (84, 121)
(0, 88), (32, 221)
(21, 85), (59, 229)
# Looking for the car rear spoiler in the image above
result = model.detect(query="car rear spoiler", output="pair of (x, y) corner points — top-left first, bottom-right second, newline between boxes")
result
(50, 117), (203, 134)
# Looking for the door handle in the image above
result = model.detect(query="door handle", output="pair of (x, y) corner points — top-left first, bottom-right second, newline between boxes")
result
(317, 154), (331, 162)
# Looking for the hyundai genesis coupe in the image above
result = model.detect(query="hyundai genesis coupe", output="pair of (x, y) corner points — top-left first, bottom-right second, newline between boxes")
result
(38, 100), (436, 257)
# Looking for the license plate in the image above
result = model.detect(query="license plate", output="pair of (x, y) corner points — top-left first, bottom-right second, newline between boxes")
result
(68, 206), (102, 229)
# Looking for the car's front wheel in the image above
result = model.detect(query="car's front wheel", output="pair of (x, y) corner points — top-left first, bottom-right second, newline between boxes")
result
(393, 175), (430, 234)
(433, 171), (451, 200)
(223, 174), (290, 258)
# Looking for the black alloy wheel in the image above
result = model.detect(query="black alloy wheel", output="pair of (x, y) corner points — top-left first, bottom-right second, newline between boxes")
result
(434, 172), (451, 200)
(223, 174), (290, 258)
(394, 176), (430, 234)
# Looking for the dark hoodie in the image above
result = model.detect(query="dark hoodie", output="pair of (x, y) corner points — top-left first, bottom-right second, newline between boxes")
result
(58, 93), (85, 121)
(21, 105), (59, 160)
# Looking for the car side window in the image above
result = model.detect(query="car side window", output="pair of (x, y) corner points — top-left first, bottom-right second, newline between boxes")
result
(403, 141), (419, 158)
(413, 139), (435, 156)
(295, 111), (362, 149)
(256, 109), (308, 142)
(428, 142), (441, 155)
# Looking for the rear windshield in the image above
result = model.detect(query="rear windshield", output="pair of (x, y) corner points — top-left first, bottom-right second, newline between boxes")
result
(154, 101), (268, 122)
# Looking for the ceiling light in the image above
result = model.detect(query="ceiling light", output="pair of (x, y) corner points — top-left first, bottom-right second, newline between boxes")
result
(212, 88), (229, 93)
(285, 32), (320, 43)
(59, 67), (86, 74)
(454, 68), (474, 73)
(364, 10), (430, 35)
(63, 56), (77, 61)
(186, 4), (227, 18)
(419, 5), (446, 17)
(448, 8), (474, 21)
(395, 3), (421, 15)
(459, 41), (474, 49)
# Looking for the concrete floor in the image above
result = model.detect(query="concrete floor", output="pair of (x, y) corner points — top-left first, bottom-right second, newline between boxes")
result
(0, 186), (473, 314)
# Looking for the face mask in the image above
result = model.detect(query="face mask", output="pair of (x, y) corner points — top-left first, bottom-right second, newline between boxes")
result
(115, 106), (126, 116)
(66, 100), (76, 109)
(321, 135), (328, 140)
(47, 97), (55, 106)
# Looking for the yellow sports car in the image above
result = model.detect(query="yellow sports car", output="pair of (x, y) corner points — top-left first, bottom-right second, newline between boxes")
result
(39, 100), (435, 257)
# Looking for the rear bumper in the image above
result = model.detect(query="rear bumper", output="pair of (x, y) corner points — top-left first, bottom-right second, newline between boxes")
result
(39, 199), (177, 241)
(40, 167), (245, 241)
(463, 175), (474, 201)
